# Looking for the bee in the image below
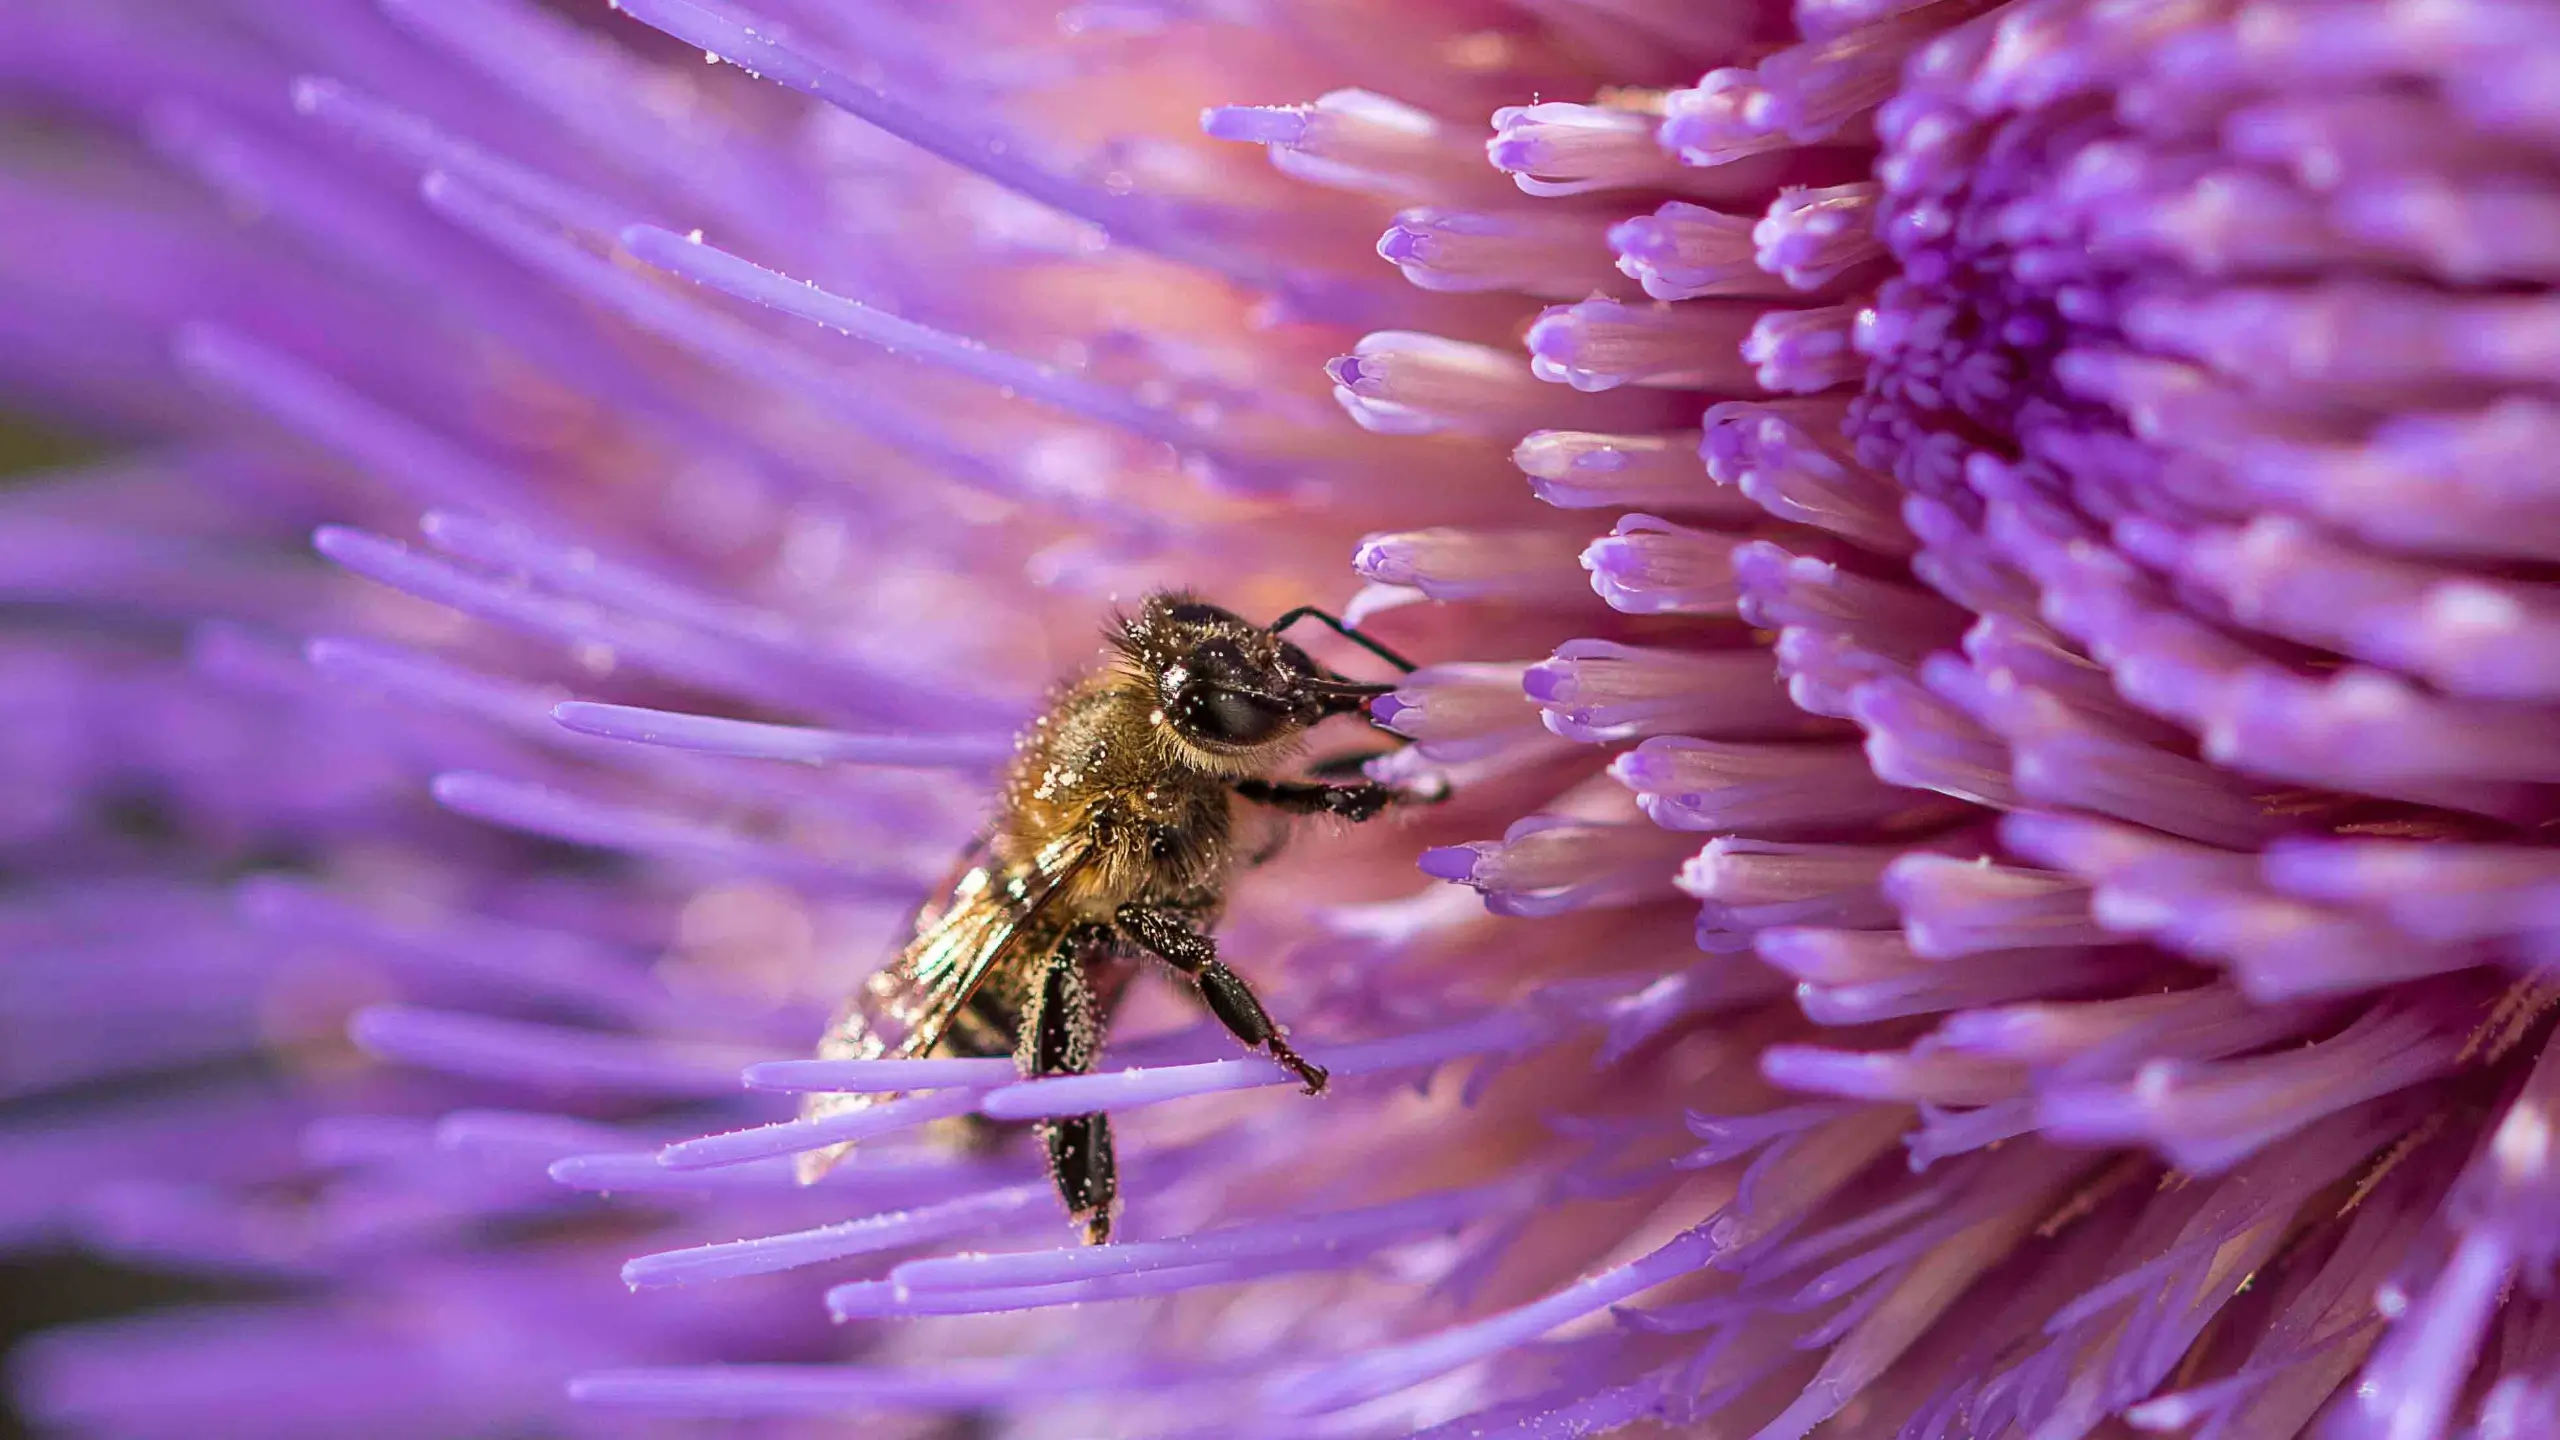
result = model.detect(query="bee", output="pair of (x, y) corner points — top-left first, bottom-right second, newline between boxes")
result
(798, 592), (1430, 1243)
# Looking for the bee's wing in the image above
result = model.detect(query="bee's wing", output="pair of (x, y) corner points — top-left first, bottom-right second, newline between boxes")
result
(795, 833), (1092, 1182)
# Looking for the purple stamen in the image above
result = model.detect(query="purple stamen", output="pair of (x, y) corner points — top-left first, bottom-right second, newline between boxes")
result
(174, 325), (534, 520)
(1273, 1227), (1720, 1414)
(828, 1255), (1309, 1318)
(621, 225), (1222, 456)
(623, 1181), (1051, 1288)
(290, 76), (638, 238)
(572, 1359), (1229, 1413)
(427, 770), (926, 894)
(894, 1180), (1526, 1292)
(976, 1010), (1548, 1120)
(607, 0), (1314, 298)
(551, 701), (1011, 769)
(742, 1057), (1018, 1093)
(657, 1090), (984, 1171)
(348, 1005), (774, 1100)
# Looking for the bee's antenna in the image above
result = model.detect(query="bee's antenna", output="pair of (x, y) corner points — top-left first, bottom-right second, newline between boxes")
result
(1267, 606), (1417, 675)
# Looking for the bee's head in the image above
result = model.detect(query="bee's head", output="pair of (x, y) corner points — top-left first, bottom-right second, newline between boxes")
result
(1116, 593), (1392, 764)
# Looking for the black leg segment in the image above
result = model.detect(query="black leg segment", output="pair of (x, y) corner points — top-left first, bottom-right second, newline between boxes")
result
(1234, 777), (1397, 822)
(1044, 1112), (1115, 1247)
(1016, 929), (1117, 1244)
(1114, 903), (1328, 1094)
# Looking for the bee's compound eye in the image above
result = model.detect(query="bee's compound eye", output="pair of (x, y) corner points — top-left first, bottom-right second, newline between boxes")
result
(1167, 601), (1239, 626)
(1276, 641), (1317, 676)
(1188, 686), (1293, 746)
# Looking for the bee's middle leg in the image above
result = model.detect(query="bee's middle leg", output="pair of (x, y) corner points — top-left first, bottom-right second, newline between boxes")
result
(1113, 903), (1328, 1094)
(1018, 932), (1117, 1245)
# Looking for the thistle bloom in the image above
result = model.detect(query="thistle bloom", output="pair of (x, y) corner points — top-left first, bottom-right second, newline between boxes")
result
(6, 1), (2560, 1438)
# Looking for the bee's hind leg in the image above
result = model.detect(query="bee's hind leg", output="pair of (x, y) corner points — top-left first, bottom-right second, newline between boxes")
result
(1114, 904), (1328, 1095)
(1019, 930), (1117, 1245)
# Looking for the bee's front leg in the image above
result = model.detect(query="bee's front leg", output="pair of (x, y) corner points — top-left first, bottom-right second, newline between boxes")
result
(1018, 931), (1117, 1245)
(1113, 903), (1329, 1094)
(1232, 777), (1400, 822)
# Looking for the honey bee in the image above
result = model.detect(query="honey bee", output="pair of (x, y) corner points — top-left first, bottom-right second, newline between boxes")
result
(798, 593), (1431, 1243)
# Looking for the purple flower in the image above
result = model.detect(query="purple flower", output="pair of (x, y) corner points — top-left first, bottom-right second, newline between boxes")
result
(6, 1), (2559, 1439)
